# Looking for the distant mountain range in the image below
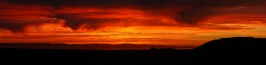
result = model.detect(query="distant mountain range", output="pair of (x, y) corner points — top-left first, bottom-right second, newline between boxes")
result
(0, 43), (190, 50)
(1, 37), (266, 51)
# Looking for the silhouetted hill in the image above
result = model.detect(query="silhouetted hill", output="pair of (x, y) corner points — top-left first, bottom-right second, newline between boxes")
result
(194, 37), (266, 52)
(1, 38), (266, 65)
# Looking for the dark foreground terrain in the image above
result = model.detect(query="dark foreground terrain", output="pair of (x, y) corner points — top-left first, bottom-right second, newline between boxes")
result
(1, 37), (266, 65)
(1, 49), (265, 65)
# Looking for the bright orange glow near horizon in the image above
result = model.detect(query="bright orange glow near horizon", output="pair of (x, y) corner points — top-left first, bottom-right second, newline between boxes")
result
(1, 0), (266, 48)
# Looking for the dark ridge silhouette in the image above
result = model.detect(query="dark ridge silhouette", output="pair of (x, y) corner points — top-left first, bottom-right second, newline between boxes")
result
(194, 37), (266, 52)
(0, 43), (187, 50)
(1, 37), (266, 65)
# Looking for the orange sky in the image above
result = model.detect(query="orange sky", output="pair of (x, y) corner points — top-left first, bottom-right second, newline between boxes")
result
(1, 0), (266, 47)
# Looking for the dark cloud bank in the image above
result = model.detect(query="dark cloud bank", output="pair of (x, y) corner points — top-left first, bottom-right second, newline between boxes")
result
(1, 0), (266, 32)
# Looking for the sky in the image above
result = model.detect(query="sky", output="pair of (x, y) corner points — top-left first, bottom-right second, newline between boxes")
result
(1, 0), (266, 47)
